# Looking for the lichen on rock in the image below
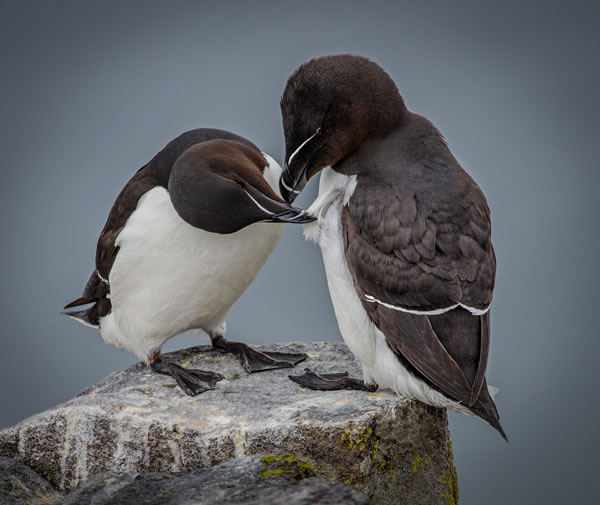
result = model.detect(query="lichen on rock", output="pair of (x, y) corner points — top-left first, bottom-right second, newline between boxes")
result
(440, 442), (459, 505)
(259, 454), (315, 481)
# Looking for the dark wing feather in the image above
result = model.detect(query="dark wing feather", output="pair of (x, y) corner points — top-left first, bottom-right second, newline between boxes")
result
(363, 299), (473, 405)
(472, 310), (490, 403)
(342, 172), (495, 406)
(95, 169), (158, 279)
(343, 180), (495, 313)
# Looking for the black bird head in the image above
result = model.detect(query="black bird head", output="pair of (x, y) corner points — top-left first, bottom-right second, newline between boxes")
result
(279, 54), (408, 202)
(169, 140), (315, 234)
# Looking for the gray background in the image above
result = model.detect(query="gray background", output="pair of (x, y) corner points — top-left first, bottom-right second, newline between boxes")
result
(1, 1), (598, 503)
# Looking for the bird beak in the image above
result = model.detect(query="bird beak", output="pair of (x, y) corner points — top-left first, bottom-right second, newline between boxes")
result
(269, 208), (316, 224)
(279, 162), (308, 204)
(241, 183), (316, 225)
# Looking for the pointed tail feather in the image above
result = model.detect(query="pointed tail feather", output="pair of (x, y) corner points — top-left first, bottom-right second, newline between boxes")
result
(63, 269), (112, 329)
(62, 294), (111, 330)
(470, 383), (508, 442)
(62, 308), (100, 329)
(64, 296), (96, 309)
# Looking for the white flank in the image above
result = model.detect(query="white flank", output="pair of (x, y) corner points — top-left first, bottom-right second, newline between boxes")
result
(305, 167), (473, 414)
(100, 186), (284, 363)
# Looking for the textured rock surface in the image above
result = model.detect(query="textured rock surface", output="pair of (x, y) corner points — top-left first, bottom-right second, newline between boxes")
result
(0, 457), (63, 505)
(60, 455), (369, 505)
(0, 342), (457, 504)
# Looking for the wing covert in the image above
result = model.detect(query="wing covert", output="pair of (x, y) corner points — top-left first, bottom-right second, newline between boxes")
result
(342, 182), (495, 314)
(341, 181), (495, 405)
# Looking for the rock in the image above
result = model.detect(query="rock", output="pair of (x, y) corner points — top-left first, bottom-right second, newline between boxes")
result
(0, 342), (457, 505)
(0, 457), (63, 505)
(59, 454), (369, 505)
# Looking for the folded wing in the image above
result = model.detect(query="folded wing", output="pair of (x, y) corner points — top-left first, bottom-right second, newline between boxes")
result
(342, 179), (496, 407)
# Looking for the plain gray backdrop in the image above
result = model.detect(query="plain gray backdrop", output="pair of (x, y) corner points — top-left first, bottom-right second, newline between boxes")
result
(1, 1), (599, 503)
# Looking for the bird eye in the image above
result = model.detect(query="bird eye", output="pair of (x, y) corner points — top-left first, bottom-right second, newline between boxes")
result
(315, 127), (322, 135)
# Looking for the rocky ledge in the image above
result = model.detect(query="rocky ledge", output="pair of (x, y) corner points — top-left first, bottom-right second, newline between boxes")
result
(1, 454), (369, 505)
(0, 342), (458, 505)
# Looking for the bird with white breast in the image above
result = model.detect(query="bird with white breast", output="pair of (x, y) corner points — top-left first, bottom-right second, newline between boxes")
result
(64, 128), (313, 395)
(280, 55), (506, 440)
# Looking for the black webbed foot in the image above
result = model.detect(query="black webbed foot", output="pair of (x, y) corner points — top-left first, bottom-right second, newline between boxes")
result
(289, 368), (378, 392)
(151, 357), (224, 396)
(211, 336), (307, 373)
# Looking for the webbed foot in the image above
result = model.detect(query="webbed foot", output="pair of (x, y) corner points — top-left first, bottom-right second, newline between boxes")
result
(289, 368), (378, 392)
(211, 336), (307, 373)
(151, 357), (224, 396)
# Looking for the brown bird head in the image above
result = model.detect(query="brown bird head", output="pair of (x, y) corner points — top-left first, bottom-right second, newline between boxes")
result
(279, 54), (407, 202)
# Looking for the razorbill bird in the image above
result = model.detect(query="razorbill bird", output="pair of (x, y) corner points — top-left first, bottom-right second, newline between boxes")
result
(280, 55), (506, 439)
(64, 128), (313, 395)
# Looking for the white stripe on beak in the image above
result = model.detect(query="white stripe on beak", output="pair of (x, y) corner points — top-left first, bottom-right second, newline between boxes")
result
(287, 131), (318, 166)
(280, 176), (301, 194)
(244, 190), (274, 215)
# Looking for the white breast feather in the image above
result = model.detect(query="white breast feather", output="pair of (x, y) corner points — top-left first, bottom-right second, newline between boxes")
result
(100, 186), (284, 362)
(306, 168), (472, 413)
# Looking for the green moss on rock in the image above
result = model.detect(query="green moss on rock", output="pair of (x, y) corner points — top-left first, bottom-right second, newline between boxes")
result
(341, 425), (375, 451)
(440, 442), (459, 505)
(259, 454), (315, 482)
(371, 439), (380, 460)
(411, 453), (431, 473)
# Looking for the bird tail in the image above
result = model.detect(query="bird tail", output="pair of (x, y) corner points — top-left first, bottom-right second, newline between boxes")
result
(62, 304), (100, 329)
(64, 296), (96, 309)
(470, 382), (508, 442)
(62, 269), (111, 330)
